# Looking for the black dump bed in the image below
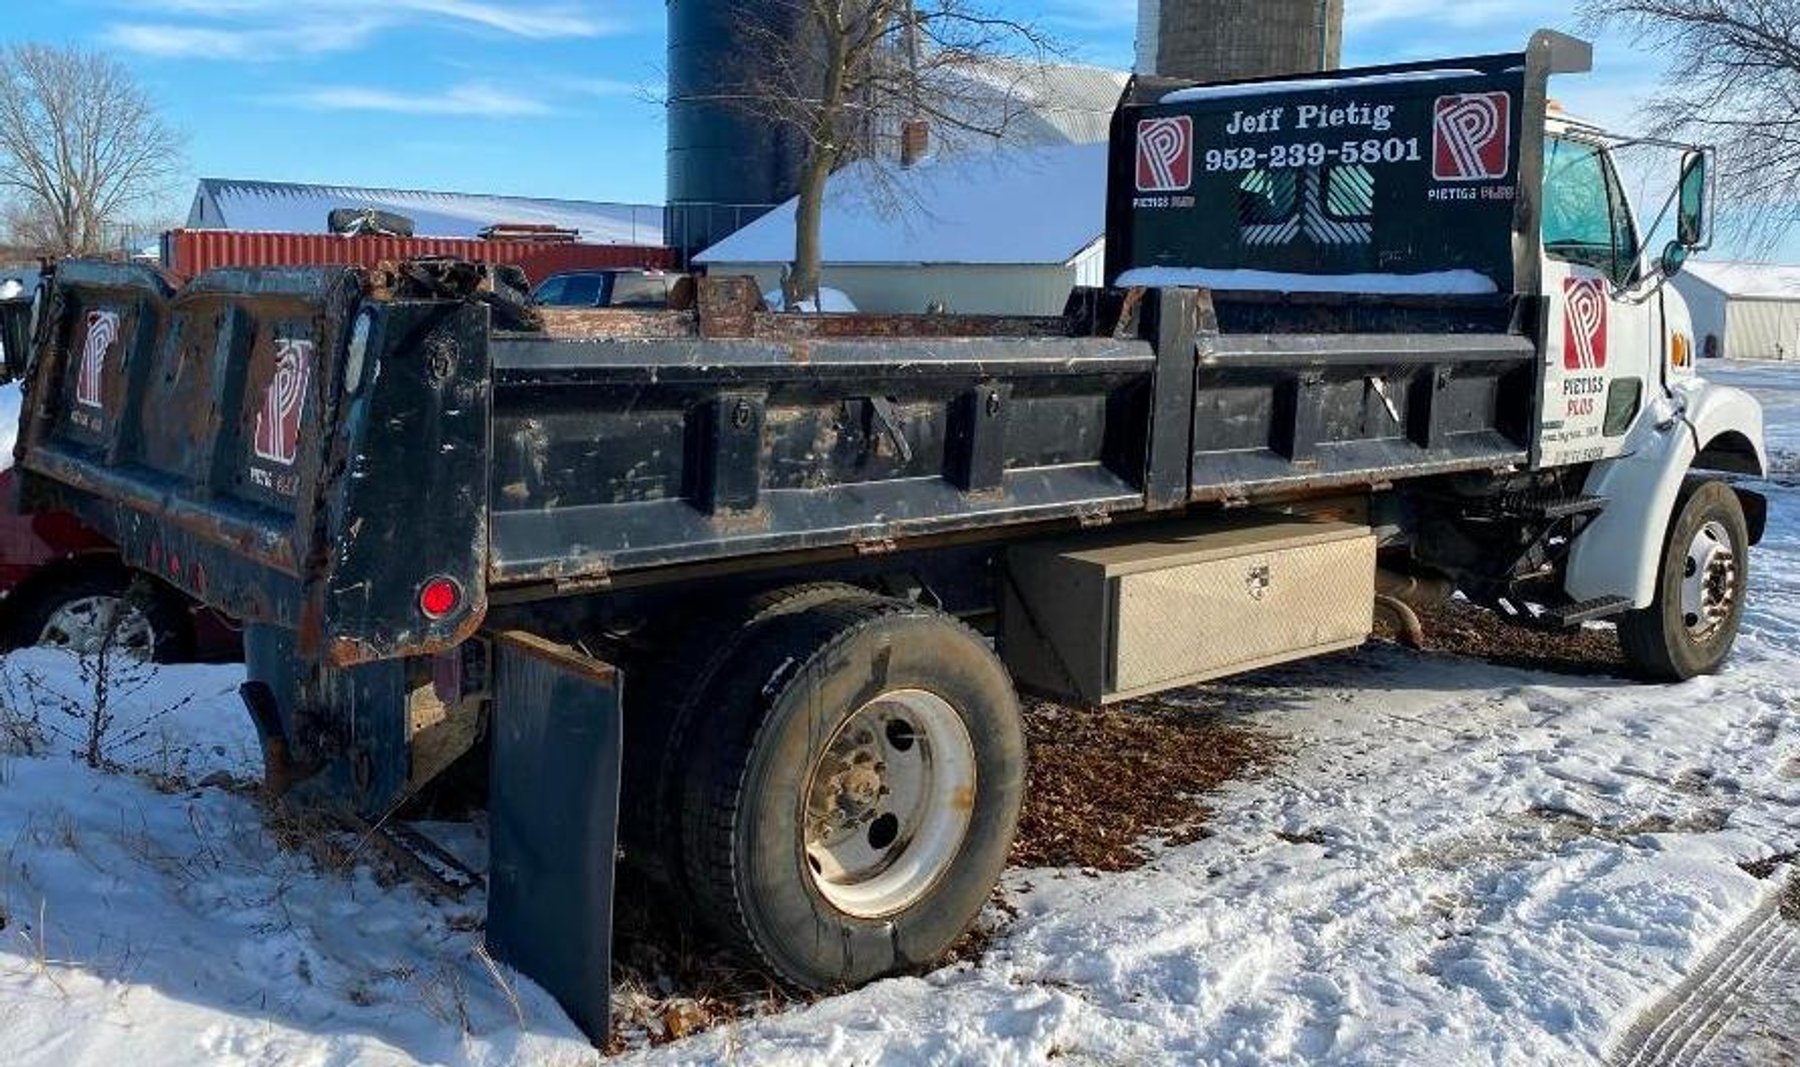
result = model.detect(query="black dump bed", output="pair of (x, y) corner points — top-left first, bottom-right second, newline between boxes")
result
(9, 37), (1595, 666)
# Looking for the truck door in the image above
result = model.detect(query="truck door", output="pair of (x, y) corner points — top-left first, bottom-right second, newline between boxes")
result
(1536, 134), (1657, 467)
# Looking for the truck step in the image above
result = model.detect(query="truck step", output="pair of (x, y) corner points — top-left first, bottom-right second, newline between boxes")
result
(1542, 595), (1633, 628)
(1516, 494), (1609, 521)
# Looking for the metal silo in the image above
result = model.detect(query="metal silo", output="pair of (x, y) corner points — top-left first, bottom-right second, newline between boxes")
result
(1137, 0), (1344, 82)
(666, 0), (815, 262)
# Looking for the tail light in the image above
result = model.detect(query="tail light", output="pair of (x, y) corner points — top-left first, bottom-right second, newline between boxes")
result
(419, 576), (462, 620)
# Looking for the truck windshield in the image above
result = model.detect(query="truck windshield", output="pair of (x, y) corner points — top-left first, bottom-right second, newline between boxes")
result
(1542, 136), (1638, 286)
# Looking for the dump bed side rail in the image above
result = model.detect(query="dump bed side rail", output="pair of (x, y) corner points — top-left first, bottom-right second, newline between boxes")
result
(15, 267), (1538, 664)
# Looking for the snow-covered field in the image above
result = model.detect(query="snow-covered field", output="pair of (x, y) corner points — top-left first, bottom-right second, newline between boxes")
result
(1, 362), (1797, 1066)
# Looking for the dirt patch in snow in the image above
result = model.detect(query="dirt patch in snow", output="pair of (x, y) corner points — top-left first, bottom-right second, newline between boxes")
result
(1011, 700), (1277, 872)
(1383, 599), (1632, 677)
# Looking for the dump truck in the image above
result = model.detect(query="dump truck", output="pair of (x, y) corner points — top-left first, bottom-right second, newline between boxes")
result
(0, 31), (1767, 1043)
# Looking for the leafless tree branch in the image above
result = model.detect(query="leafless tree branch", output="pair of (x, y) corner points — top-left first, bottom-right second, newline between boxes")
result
(0, 43), (186, 256)
(1578, 0), (1800, 252)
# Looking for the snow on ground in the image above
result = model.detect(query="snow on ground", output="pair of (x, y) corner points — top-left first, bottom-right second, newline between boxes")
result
(0, 383), (21, 468)
(0, 362), (1797, 1066)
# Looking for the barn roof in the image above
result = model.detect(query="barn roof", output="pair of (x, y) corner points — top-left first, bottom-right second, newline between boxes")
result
(187, 178), (664, 246)
(937, 58), (1128, 147)
(1683, 260), (1800, 301)
(695, 141), (1107, 267)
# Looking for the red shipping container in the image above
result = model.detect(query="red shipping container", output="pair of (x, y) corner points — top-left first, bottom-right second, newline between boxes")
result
(161, 229), (674, 284)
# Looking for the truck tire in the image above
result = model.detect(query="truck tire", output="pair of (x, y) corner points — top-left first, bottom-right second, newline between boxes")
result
(1618, 479), (1749, 681)
(677, 599), (1025, 990)
(624, 583), (881, 879)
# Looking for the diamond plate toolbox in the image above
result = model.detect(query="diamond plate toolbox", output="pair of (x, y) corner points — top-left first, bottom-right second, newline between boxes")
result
(1001, 516), (1376, 704)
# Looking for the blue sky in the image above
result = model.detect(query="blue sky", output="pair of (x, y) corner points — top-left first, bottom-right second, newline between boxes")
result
(0, 1), (1737, 243)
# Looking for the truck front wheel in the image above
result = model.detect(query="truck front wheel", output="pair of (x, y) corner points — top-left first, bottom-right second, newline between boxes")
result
(1618, 479), (1750, 681)
(678, 599), (1025, 990)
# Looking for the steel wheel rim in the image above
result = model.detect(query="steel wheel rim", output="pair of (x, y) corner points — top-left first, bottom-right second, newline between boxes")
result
(38, 595), (156, 659)
(1680, 520), (1738, 640)
(802, 688), (977, 919)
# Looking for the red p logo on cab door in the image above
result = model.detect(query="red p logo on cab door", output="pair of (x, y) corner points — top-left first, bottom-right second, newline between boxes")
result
(1432, 92), (1511, 182)
(253, 338), (314, 467)
(1136, 116), (1193, 193)
(1563, 277), (1609, 371)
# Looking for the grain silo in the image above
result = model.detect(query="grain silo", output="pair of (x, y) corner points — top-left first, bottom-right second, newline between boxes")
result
(1137, 0), (1344, 81)
(666, 0), (816, 262)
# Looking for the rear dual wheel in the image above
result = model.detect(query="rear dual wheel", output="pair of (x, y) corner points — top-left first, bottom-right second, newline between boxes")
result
(675, 597), (1025, 990)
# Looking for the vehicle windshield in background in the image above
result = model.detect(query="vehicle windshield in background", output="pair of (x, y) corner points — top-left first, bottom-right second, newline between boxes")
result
(532, 270), (685, 308)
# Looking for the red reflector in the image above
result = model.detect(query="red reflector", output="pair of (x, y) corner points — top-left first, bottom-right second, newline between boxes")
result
(419, 577), (461, 619)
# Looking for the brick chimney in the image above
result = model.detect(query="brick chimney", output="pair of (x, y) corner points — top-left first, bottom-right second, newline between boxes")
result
(901, 119), (931, 168)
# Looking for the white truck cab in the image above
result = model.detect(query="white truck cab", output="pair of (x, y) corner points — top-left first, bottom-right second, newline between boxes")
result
(1537, 108), (1769, 676)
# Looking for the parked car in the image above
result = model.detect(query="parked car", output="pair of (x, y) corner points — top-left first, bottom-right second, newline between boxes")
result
(0, 380), (236, 663)
(0, 467), (239, 661)
(532, 269), (687, 309)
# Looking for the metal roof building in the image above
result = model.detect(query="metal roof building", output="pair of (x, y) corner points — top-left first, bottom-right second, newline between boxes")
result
(1673, 261), (1800, 361)
(186, 178), (665, 247)
(931, 59), (1129, 149)
(697, 142), (1107, 316)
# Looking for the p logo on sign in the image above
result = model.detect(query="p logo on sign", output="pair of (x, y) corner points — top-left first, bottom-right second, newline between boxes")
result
(1136, 116), (1193, 193)
(1432, 92), (1511, 182)
(253, 338), (314, 467)
(76, 310), (119, 410)
(1563, 277), (1609, 371)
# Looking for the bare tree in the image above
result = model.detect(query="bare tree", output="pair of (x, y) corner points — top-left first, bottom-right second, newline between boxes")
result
(725, 1), (1060, 306)
(0, 44), (184, 257)
(1578, 0), (1800, 250)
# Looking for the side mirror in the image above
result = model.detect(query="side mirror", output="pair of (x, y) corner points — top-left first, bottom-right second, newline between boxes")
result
(1677, 150), (1707, 247)
(1660, 240), (1689, 279)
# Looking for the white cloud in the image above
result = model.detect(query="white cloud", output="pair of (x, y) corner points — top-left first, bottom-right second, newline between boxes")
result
(104, 18), (387, 60)
(281, 80), (554, 117)
(102, 0), (626, 60)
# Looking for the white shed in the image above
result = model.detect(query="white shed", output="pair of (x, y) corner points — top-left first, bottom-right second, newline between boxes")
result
(694, 142), (1109, 316)
(1673, 261), (1800, 361)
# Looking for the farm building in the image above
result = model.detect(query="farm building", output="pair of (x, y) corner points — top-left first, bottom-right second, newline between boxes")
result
(695, 141), (1108, 316)
(186, 178), (665, 246)
(1673, 260), (1800, 361)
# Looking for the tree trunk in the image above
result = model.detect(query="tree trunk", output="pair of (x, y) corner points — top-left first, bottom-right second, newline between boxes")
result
(788, 151), (834, 307)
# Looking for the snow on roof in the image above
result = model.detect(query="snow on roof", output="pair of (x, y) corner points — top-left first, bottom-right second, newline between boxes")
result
(696, 141), (1107, 267)
(939, 59), (1128, 147)
(188, 178), (664, 246)
(1115, 266), (1498, 296)
(1682, 260), (1800, 301)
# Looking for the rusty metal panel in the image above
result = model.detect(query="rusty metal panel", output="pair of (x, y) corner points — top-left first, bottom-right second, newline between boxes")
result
(162, 229), (674, 285)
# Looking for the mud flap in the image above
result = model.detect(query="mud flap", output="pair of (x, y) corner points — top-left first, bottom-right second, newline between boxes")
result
(485, 631), (622, 1045)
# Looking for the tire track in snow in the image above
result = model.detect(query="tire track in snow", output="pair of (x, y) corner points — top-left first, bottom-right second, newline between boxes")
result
(1609, 887), (1799, 1067)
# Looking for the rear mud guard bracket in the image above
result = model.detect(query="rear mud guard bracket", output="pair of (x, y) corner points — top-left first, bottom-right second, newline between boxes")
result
(485, 630), (623, 1045)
